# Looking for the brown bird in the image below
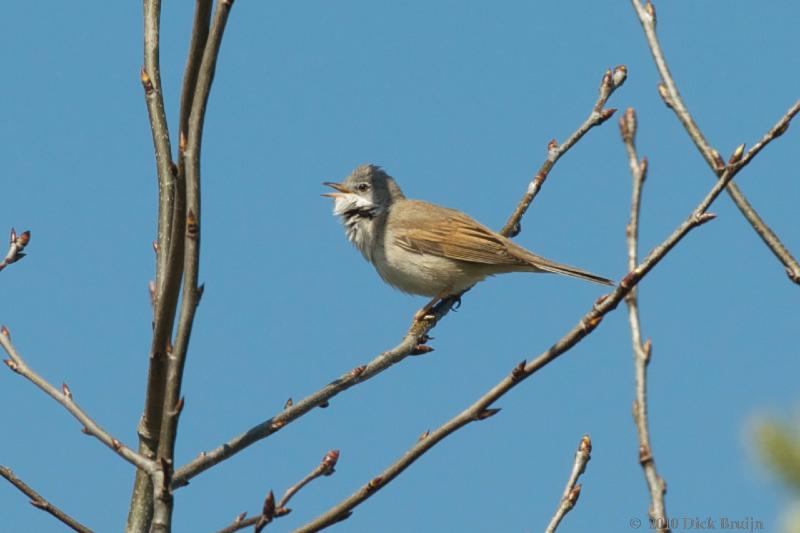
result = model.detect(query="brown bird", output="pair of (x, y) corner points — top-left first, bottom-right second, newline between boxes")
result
(324, 164), (612, 317)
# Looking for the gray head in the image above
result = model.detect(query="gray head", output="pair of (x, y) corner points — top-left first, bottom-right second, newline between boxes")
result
(323, 164), (405, 218)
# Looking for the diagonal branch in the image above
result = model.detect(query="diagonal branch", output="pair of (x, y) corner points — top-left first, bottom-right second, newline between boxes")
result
(290, 112), (796, 530)
(501, 65), (627, 237)
(1, 466), (94, 533)
(544, 435), (592, 533)
(620, 108), (669, 532)
(0, 327), (155, 474)
(630, 0), (800, 284)
(216, 450), (340, 533)
(171, 66), (626, 488)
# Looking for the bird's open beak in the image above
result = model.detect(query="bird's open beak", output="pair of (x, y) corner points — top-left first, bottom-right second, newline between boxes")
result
(321, 181), (352, 198)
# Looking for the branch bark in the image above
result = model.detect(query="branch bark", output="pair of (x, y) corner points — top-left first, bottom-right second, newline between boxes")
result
(501, 66), (627, 237)
(215, 450), (340, 533)
(150, 2), (235, 533)
(129, 0), (183, 529)
(620, 107), (670, 532)
(630, 0), (800, 284)
(544, 435), (592, 533)
(0, 327), (155, 474)
(1, 466), (94, 533)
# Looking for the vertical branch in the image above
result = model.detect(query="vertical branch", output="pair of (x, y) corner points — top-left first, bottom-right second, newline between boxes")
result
(630, 0), (800, 284)
(129, 1), (181, 530)
(172, 0), (213, 274)
(544, 435), (592, 533)
(179, 1), (213, 141)
(151, 2), (235, 531)
(620, 108), (669, 532)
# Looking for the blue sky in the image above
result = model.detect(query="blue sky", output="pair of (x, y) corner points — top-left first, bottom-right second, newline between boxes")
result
(1, 2), (799, 532)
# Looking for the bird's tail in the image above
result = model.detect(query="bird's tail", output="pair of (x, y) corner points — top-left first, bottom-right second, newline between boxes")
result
(524, 253), (615, 286)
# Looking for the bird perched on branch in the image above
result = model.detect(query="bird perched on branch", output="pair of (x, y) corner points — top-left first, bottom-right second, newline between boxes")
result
(324, 164), (612, 319)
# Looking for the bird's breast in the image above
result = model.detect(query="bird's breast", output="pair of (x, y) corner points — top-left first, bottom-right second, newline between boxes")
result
(373, 240), (487, 297)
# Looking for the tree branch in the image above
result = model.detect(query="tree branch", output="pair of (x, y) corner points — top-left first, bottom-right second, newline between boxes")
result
(290, 133), (779, 532)
(0, 466), (94, 533)
(277, 450), (340, 514)
(620, 108), (670, 532)
(544, 435), (592, 533)
(630, 0), (800, 284)
(150, 2), (236, 533)
(216, 450), (340, 533)
(171, 66), (626, 489)
(129, 0), (184, 529)
(501, 65), (627, 237)
(0, 327), (155, 474)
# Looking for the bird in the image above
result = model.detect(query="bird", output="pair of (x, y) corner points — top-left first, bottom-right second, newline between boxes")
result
(323, 164), (613, 319)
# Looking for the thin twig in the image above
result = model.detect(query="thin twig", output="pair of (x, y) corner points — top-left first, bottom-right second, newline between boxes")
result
(278, 450), (340, 512)
(0, 466), (94, 533)
(214, 450), (339, 533)
(171, 66), (626, 489)
(179, 0), (212, 145)
(291, 127), (786, 531)
(620, 108), (669, 532)
(544, 435), (592, 533)
(215, 512), (256, 533)
(151, 3), (236, 533)
(631, 0), (800, 284)
(0, 328), (155, 474)
(0, 228), (31, 272)
(501, 65), (627, 237)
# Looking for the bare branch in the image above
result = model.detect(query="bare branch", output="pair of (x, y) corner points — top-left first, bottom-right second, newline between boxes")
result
(501, 65), (627, 237)
(129, 0), (185, 529)
(278, 450), (340, 512)
(0, 466), (93, 533)
(159, 0), (234, 464)
(172, 66), (626, 488)
(620, 108), (669, 532)
(0, 228), (31, 272)
(179, 1), (213, 146)
(150, 3), (237, 532)
(0, 327), (155, 474)
(172, 324), (439, 488)
(291, 146), (747, 532)
(544, 435), (592, 533)
(214, 512), (254, 533)
(630, 0), (800, 284)
(214, 450), (339, 533)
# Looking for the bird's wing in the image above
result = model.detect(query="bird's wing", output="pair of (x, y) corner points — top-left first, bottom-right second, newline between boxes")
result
(392, 202), (526, 266)
(390, 200), (615, 286)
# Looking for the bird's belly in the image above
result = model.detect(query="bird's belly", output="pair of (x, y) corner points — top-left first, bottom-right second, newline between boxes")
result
(373, 248), (485, 297)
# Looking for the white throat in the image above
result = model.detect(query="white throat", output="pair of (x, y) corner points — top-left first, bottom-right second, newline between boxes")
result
(331, 193), (383, 262)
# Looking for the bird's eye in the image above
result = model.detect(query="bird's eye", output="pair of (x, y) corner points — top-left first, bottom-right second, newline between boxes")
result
(356, 183), (370, 193)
